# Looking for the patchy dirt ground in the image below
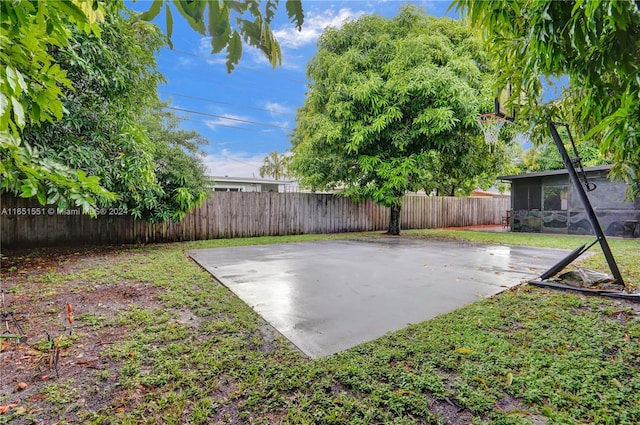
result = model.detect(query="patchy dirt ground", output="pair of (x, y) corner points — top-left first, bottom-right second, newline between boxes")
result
(1, 246), (164, 423)
(2, 242), (638, 424)
(0, 245), (552, 425)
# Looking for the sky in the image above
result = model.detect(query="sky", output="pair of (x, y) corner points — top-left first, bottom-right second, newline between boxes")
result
(127, 1), (459, 178)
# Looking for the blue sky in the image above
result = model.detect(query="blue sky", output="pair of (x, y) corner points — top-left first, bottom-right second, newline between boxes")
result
(128, 1), (459, 177)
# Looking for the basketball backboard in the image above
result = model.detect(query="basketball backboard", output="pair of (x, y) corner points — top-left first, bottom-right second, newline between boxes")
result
(495, 83), (515, 121)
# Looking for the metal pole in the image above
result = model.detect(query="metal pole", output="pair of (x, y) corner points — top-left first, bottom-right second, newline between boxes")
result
(547, 122), (625, 287)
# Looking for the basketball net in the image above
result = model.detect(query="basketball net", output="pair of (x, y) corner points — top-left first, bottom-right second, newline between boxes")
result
(477, 113), (506, 144)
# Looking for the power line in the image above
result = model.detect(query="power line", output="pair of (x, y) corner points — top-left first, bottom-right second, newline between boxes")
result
(160, 91), (295, 115)
(220, 153), (263, 167)
(169, 48), (307, 84)
(166, 106), (293, 130)
(174, 115), (268, 133)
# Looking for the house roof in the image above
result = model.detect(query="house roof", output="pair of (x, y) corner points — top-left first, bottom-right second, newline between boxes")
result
(498, 164), (612, 181)
(207, 176), (292, 185)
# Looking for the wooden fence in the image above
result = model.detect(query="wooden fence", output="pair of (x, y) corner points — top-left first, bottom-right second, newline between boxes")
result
(0, 192), (509, 249)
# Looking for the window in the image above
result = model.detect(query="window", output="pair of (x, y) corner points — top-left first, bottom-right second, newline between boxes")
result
(513, 181), (542, 210)
(543, 185), (568, 211)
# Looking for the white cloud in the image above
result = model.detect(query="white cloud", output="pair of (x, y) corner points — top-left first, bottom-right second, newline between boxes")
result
(165, 100), (187, 110)
(202, 150), (265, 178)
(280, 53), (306, 70)
(271, 120), (291, 132)
(177, 56), (193, 68)
(273, 8), (367, 49)
(263, 102), (294, 116)
(244, 45), (273, 67)
(204, 113), (251, 130)
(197, 37), (226, 66)
(194, 9), (367, 68)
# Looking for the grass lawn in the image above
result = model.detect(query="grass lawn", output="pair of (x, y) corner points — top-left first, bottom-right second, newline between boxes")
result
(1, 230), (639, 424)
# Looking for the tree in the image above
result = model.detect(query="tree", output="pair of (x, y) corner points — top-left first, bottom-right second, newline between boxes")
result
(21, 1), (167, 219)
(1, 0), (304, 216)
(453, 0), (640, 198)
(289, 5), (500, 235)
(20, 4), (213, 222)
(1, 0), (114, 215)
(424, 145), (511, 196)
(141, 102), (209, 222)
(259, 151), (289, 180)
(522, 138), (610, 173)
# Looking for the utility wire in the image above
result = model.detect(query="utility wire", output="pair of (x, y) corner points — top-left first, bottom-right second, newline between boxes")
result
(220, 153), (262, 168)
(174, 116), (268, 133)
(166, 106), (293, 130)
(169, 48), (307, 84)
(160, 91), (295, 115)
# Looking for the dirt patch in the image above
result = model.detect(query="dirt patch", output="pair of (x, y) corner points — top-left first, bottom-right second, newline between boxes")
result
(427, 394), (476, 425)
(495, 396), (548, 425)
(0, 246), (163, 423)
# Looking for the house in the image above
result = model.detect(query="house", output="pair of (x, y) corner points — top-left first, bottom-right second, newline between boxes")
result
(470, 188), (510, 198)
(498, 165), (640, 237)
(207, 176), (292, 193)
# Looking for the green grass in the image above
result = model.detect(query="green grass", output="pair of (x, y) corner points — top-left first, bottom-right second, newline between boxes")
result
(4, 230), (640, 425)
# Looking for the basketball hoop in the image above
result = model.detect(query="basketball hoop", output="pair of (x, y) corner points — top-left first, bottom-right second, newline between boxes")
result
(477, 113), (506, 144)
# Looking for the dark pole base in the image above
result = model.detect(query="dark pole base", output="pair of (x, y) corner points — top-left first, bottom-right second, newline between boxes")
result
(529, 280), (640, 302)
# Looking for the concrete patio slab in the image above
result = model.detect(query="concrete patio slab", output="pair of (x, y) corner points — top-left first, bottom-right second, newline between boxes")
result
(188, 237), (568, 358)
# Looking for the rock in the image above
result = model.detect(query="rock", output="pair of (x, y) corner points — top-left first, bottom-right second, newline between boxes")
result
(555, 267), (623, 290)
(15, 381), (27, 392)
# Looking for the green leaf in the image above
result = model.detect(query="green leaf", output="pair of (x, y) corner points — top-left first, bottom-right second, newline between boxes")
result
(138, 0), (163, 21)
(225, 30), (242, 73)
(207, 0), (229, 37)
(165, 4), (174, 49)
(0, 92), (8, 117)
(265, 0), (277, 24)
(225, 1), (246, 14)
(31, 102), (41, 122)
(239, 19), (260, 45)
(211, 32), (229, 54)
(285, 0), (304, 30)
(11, 96), (25, 127)
(208, 0), (231, 53)
(19, 179), (37, 198)
(172, 0), (206, 35)
(36, 187), (47, 205)
(15, 69), (27, 94)
(6, 66), (17, 92)
(55, 1), (90, 27)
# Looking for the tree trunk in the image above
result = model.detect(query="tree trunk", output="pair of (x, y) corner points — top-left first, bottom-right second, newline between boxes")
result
(387, 204), (401, 235)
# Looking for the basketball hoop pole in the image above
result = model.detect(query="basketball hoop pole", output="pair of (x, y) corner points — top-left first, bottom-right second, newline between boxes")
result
(544, 121), (625, 287)
(491, 85), (626, 289)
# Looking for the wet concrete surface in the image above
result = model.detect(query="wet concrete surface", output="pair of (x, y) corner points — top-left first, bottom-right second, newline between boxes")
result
(188, 237), (569, 358)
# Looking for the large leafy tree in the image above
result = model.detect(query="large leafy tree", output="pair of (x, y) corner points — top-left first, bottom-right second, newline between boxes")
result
(290, 5), (500, 235)
(453, 0), (640, 197)
(20, 1), (168, 219)
(21, 3), (212, 222)
(424, 147), (509, 196)
(1, 0), (114, 214)
(1, 0), (304, 216)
